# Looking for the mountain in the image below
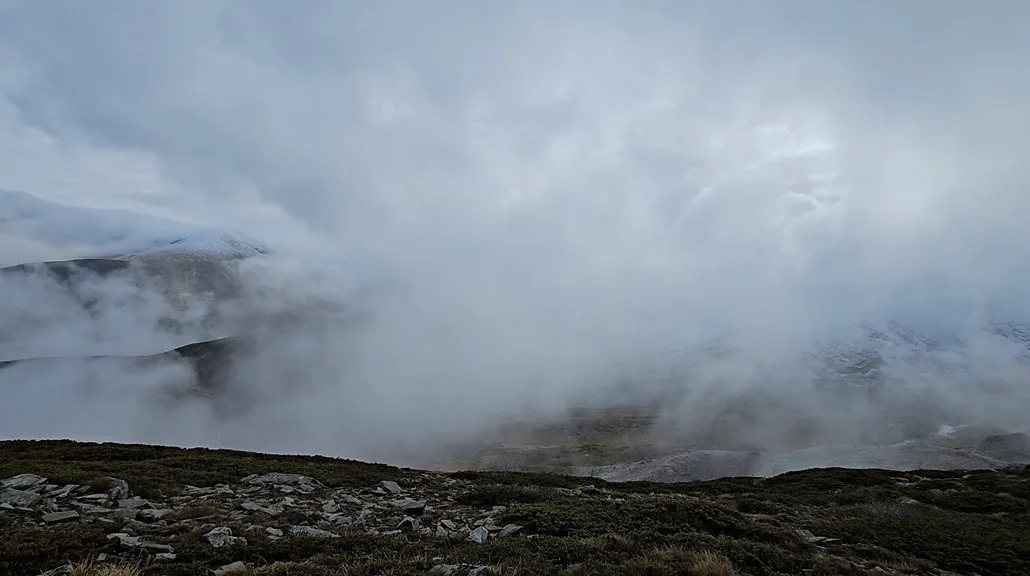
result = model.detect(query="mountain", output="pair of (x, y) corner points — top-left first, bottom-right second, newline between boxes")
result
(0, 190), (280, 359)
(0, 189), (269, 263)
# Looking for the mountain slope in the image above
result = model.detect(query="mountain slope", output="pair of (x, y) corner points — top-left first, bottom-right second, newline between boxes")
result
(2, 439), (1028, 576)
(0, 189), (269, 263)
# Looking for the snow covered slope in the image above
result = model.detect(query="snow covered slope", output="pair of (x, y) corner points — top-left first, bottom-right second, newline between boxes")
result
(0, 189), (269, 263)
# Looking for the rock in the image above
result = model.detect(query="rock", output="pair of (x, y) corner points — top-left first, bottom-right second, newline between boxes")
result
(138, 508), (172, 522)
(205, 527), (248, 548)
(439, 519), (458, 531)
(2, 473), (48, 490)
(379, 480), (404, 494)
(104, 477), (131, 501)
(106, 532), (174, 554)
(154, 553), (177, 562)
(44, 484), (79, 499)
(265, 527), (284, 538)
(289, 525), (337, 539)
(429, 564), (492, 576)
(117, 496), (150, 509)
(240, 501), (284, 516)
(214, 561), (250, 575)
(795, 528), (841, 546)
(322, 500), (340, 514)
(0, 488), (42, 507)
(39, 566), (72, 576)
(393, 498), (427, 514)
(398, 516), (420, 532)
(336, 493), (363, 506)
(497, 524), (523, 537)
(112, 508), (140, 520)
(467, 526), (490, 544)
(243, 473), (323, 489)
(42, 511), (80, 524)
(70, 501), (113, 515)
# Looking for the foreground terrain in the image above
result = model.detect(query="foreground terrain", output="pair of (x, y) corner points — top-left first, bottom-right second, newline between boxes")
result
(1, 441), (1028, 576)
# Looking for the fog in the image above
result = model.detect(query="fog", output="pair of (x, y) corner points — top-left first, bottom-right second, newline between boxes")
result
(1, 2), (1029, 466)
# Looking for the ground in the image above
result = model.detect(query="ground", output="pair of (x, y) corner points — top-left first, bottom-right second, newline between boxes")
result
(1, 440), (1027, 576)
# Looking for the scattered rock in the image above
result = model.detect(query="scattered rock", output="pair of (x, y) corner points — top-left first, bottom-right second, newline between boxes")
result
(117, 496), (150, 509)
(289, 525), (337, 539)
(497, 524), (523, 537)
(2, 473), (47, 490)
(214, 561), (250, 575)
(244, 473), (323, 490)
(138, 508), (172, 522)
(379, 480), (405, 494)
(0, 488), (41, 507)
(106, 532), (174, 554)
(105, 477), (131, 501)
(42, 511), (80, 524)
(393, 498), (427, 514)
(205, 527), (248, 548)
(467, 526), (490, 544)
(795, 528), (841, 546)
(398, 516), (420, 532)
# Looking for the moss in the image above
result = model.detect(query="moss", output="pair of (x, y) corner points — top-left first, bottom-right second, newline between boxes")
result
(0, 439), (412, 498)
(0, 522), (114, 576)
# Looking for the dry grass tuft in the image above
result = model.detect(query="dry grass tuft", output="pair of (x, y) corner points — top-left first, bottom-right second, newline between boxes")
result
(686, 550), (738, 576)
(622, 547), (739, 576)
(65, 558), (145, 576)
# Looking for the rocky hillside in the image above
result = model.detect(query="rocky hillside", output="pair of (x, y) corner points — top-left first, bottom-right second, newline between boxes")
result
(1, 440), (1027, 576)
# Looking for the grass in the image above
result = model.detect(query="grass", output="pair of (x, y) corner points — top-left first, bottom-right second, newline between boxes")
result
(2, 440), (1027, 576)
(66, 558), (145, 576)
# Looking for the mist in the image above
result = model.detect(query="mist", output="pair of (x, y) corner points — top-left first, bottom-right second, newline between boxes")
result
(1, 1), (1029, 466)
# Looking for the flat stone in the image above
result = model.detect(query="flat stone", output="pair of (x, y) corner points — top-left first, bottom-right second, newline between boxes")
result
(138, 508), (172, 522)
(497, 524), (523, 537)
(289, 525), (337, 539)
(392, 498), (427, 514)
(240, 501), (283, 516)
(117, 497), (150, 510)
(379, 480), (404, 494)
(0, 488), (41, 507)
(205, 527), (248, 548)
(244, 473), (322, 488)
(42, 511), (80, 524)
(44, 484), (79, 499)
(214, 561), (250, 575)
(2, 473), (48, 490)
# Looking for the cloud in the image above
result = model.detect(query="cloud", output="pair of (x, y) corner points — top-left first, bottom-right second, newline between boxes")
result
(1, 1), (1029, 462)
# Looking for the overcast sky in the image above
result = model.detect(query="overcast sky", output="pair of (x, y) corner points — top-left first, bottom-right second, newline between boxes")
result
(1, 2), (1030, 455)
(2, 0), (1030, 352)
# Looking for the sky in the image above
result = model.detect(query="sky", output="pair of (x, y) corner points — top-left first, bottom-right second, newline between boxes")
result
(1, 1), (1029, 461)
